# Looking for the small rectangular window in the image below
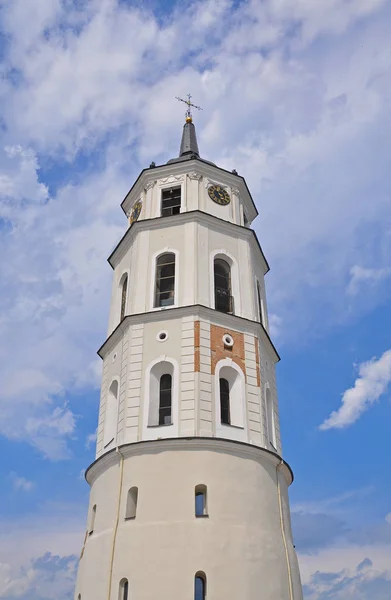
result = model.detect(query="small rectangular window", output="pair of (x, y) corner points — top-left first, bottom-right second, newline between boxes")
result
(219, 378), (231, 425)
(195, 486), (208, 517)
(161, 187), (181, 217)
(159, 374), (172, 425)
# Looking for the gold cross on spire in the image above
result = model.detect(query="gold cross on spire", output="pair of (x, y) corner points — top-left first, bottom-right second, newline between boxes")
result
(175, 93), (202, 123)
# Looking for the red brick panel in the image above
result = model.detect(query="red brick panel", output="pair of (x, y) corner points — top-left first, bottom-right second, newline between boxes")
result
(210, 324), (246, 378)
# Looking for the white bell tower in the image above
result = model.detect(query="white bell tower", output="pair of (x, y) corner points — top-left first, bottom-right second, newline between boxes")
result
(75, 101), (303, 600)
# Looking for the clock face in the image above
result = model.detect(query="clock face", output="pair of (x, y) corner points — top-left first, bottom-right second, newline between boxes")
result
(129, 200), (142, 224)
(208, 185), (230, 206)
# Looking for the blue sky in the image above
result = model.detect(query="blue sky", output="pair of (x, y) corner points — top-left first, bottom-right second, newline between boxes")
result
(0, 0), (391, 598)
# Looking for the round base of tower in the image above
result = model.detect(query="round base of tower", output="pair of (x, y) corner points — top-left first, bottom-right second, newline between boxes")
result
(76, 438), (303, 600)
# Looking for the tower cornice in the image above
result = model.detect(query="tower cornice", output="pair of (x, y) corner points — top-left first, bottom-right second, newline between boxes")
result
(108, 209), (269, 273)
(84, 437), (294, 487)
(120, 158), (258, 222)
(97, 303), (280, 363)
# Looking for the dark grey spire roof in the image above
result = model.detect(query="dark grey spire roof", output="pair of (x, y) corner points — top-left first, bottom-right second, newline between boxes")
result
(179, 120), (199, 156)
(167, 119), (215, 165)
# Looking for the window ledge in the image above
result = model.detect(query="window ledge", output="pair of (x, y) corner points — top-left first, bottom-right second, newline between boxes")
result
(220, 423), (245, 430)
(147, 423), (173, 428)
(195, 514), (209, 519)
(150, 305), (178, 312)
(124, 516), (136, 521)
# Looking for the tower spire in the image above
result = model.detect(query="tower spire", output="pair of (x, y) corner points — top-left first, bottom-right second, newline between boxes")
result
(175, 94), (202, 158)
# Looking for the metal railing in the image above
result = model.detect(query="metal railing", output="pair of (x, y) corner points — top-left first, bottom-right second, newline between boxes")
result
(215, 288), (234, 314)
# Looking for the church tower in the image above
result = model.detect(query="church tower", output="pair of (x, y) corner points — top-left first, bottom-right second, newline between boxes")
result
(75, 98), (303, 600)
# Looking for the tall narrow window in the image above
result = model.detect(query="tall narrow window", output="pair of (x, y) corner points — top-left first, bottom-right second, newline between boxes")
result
(159, 374), (172, 425)
(256, 280), (264, 326)
(219, 378), (230, 425)
(195, 573), (206, 600)
(214, 258), (233, 313)
(89, 504), (96, 535)
(104, 380), (119, 448)
(120, 275), (128, 321)
(161, 187), (181, 217)
(125, 487), (138, 520)
(119, 579), (129, 600)
(155, 253), (175, 307)
(266, 388), (276, 449)
(148, 360), (175, 427)
(195, 485), (208, 517)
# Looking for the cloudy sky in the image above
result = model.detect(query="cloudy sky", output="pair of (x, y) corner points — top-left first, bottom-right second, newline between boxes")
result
(0, 0), (391, 598)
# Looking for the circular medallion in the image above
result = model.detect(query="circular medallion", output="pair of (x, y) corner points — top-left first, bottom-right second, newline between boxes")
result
(208, 185), (230, 206)
(129, 200), (142, 224)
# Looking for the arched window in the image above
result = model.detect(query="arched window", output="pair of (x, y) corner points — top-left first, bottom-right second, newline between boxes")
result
(195, 485), (208, 517)
(155, 253), (175, 307)
(256, 280), (264, 326)
(120, 274), (128, 321)
(103, 380), (119, 448)
(214, 258), (233, 313)
(219, 378), (230, 425)
(125, 487), (138, 520)
(88, 504), (96, 535)
(266, 387), (276, 449)
(119, 579), (129, 600)
(159, 373), (172, 425)
(217, 364), (245, 431)
(148, 361), (175, 427)
(194, 572), (206, 600)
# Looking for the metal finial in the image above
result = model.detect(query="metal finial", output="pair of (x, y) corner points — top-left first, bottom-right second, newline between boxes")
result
(175, 94), (202, 123)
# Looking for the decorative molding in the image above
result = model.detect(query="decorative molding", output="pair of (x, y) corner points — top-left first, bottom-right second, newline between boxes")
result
(98, 303), (279, 367)
(144, 180), (156, 192)
(108, 210), (269, 277)
(85, 437), (294, 487)
(159, 174), (185, 186)
(204, 178), (229, 191)
(121, 159), (258, 223)
(231, 187), (240, 196)
(188, 172), (203, 181)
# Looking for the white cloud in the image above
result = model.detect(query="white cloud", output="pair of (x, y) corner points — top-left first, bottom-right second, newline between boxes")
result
(0, 503), (84, 579)
(0, 501), (84, 598)
(268, 313), (282, 339)
(301, 552), (391, 600)
(320, 349), (391, 430)
(9, 473), (34, 492)
(0, 0), (390, 457)
(347, 265), (391, 295)
(292, 487), (374, 516)
(85, 429), (97, 449)
(0, 552), (78, 599)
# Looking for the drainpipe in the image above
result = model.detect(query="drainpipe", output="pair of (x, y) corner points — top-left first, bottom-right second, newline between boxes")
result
(107, 446), (125, 600)
(277, 460), (294, 600)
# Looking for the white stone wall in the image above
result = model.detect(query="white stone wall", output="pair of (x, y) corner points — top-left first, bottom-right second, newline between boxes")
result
(107, 215), (268, 334)
(78, 146), (303, 600)
(76, 440), (302, 600)
(96, 309), (280, 460)
(180, 315), (197, 437)
(122, 163), (257, 228)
